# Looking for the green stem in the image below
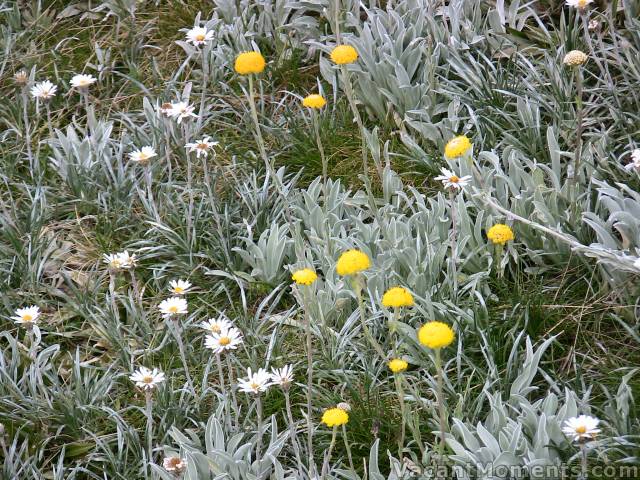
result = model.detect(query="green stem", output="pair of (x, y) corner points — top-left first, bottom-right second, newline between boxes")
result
(145, 389), (154, 471)
(342, 424), (354, 470)
(394, 373), (406, 458)
(322, 426), (339, 478)
(247, 74), (270, 172)
(434, 348), (447, 459)
(353, 276), (386, 359)
(302, 287), (315, 467)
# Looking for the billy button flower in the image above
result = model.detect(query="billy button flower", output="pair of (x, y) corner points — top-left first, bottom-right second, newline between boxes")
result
(321, 406), (354, 471)
(234, 51), (266, 75)
(302, 94), (326, 109)
(337, 250), (384, 359)
(381, 287), (414, 308)
(292, 268), (318, 286)
(388, 358), (408, 374)
(487, 223), (514, 246)
(418, 321), (455, 456)
(330, 45), (358, 65)
(444, 135), (472, 159)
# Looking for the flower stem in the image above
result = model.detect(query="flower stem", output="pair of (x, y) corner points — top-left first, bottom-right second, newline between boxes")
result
(247, 74), (270, 173)
(256, 394), (263, 459)
(226, 355), (240, 429)
(449, 189), (458, 299)
(302, 287), (315, 467)
(284, 389), (303, 473)
(571, 65), (584, 195)
(341, 424), (354, 470)
(580, 441), (589, 480)
(170, 319), (194, 391)
(353, 276), (385, 359)
(145, 389), (154, 471)
(21, 90), (35, 174)
(322, 426), (339, 478)
(434, 348), (447, 459)
(394, 373), (406, 458)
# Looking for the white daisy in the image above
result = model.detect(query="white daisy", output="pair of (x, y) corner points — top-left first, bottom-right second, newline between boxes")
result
(30, 80), (57, 100)
(185, 137), (218, 158)
(566, 0), (594, 8)
(129, 366), (166, 390)
(200, 316), (232, 334)
(159, 297), (188, 317)
(625, 149), (640, 171)
(238, 367), (272, 394)
(168, 102), (197, 124)
(129, 146), (157, 163)
(12, 306), (41, 325)
(270, 365), (294, 388)
(204, 326), (243, 354)
(104, 251), (137, 270)
(169, 279), (192, 295)
(163, 456), (187, 473)
(185, 26), (214, 46)
(434, 168), (472, 190)
(562, 415), (601, 442)
(70, 74), (97, 89)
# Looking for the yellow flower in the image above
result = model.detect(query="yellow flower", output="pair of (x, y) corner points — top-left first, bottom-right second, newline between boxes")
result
(388, 358), (408, 373)
(302, 94), (326, 109)
(381, 286), (414, 308)
(418, 321), (455, 349)
(336, 249), (370, 276)
(321, 407), (349, 427)
(563, 50), (588, 67)
(292, 268), (318, 286)
(487, 223), (515, 245)
(330, 45), (358, 65)
(234, 51), (266, 75)
(444, 135), (472, 159)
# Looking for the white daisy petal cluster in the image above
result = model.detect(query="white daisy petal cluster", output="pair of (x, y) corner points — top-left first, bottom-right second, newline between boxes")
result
(200, 315), (232, 334)
(129, 146), (157, 163)
(185, 26), (214, 46)
(167, 101), (197, 124)
(30, 80), (57, 100)
(566, 0), (594, 9)
(169, 279), (192, 295)
(70, 74), (97, 89)
(434, 167), (472, 190)
(625, 149), (640, 172)
(185, 136), (218, 158)
(12, 306), (41, 325)
(204, 326), (243, 354)
(270, 365), (294, 388)
(159, 297), (188, 317)
(129, 366), (166, 390)
(103, 250), (137, 270)
(562, 415), (601, 442)
(238, 367), (272, 394)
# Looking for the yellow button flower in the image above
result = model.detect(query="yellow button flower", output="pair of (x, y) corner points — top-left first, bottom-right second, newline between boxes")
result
(444, 135), (472, 159)
(418, 321), (455, 349)
(302, 94), (326, 109)
(381, 287), (414, 308)
(388, 358), (408, 373)
(487, 224), (515, 245)
(234, 51), (266, 75)
(321, 407), (349, 427)
(330, 45), (358, 65)
(292, 268), (318, 286)
(336, 249), (370, 276)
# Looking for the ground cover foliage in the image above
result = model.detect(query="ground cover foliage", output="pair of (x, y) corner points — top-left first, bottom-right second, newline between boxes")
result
(1, 0), (639, 479)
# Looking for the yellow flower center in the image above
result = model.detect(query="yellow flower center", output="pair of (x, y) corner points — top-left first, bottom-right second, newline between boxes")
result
(142, 375), (154, 384)
(450, 175), (459, 183)
(173, 287), (184, 293)
(197, 143), (209, 150)
(195, 34), (205, 41)
(22, 314), (33, 322)
(210, 324), (221, 333)
(219, 336), (231, 346)
(168, 306), (178, 313)
(250, 382), (259, 390)
(576, 425), (587, 434)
